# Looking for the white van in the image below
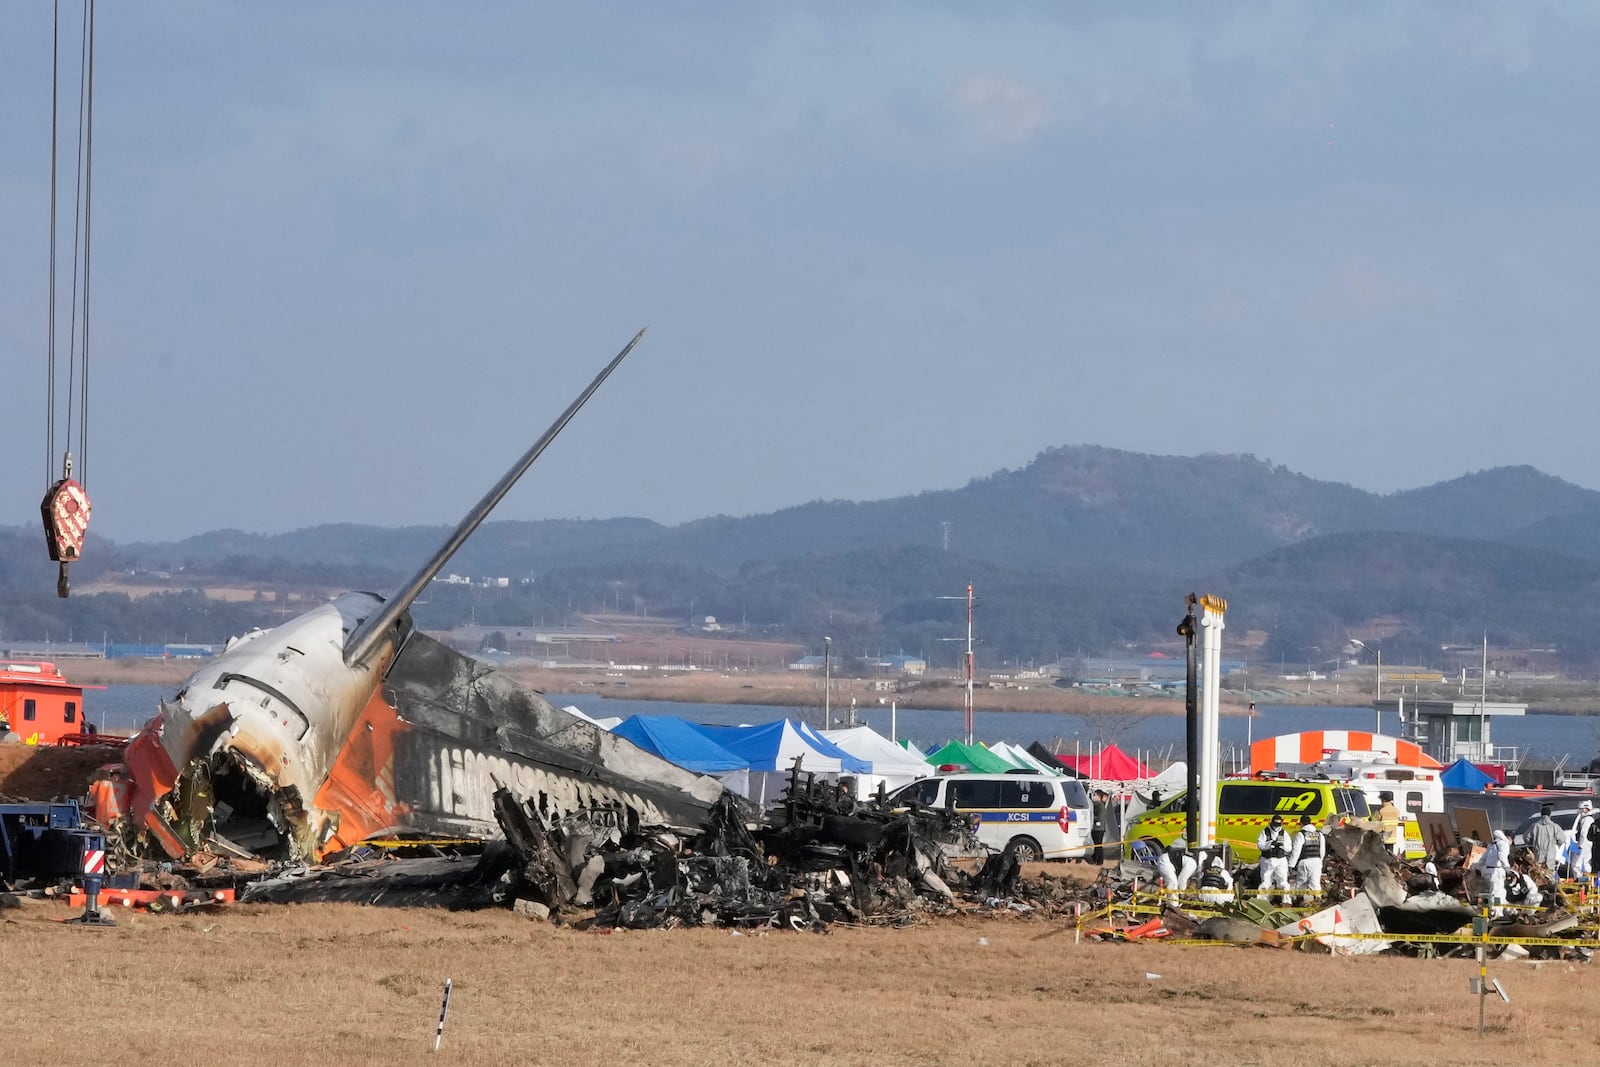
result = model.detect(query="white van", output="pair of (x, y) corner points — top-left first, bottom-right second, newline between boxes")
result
(885, 772), (1093, 862)
(1312, 753), (1442, 859)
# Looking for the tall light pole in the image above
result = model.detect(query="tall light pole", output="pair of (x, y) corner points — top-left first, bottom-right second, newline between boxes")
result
(823, 636), (832, 729)
(1350, 638), (1382, 734)
(939, 584), (976, 744)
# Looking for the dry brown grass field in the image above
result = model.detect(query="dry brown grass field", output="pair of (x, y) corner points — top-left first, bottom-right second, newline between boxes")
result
(0, 744), (113, 799)
(1, 893), (1581, 1067)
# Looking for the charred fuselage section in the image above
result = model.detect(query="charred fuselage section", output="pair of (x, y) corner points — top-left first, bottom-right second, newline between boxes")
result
(121, 595), (726, 864)
(115, 331), (732, 866)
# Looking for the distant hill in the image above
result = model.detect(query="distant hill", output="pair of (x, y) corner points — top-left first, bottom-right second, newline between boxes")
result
(9, 447), (1600, 669)
(1382, 466), (1600, 540)
(119, 517), (669, 578)
(100, 447), (1600, 579)
(1500, 508), (1600, 564)
(1214, 531), (1600, 666)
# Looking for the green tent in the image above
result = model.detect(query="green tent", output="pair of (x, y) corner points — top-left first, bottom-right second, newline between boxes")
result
(925, 740), (1016, 774)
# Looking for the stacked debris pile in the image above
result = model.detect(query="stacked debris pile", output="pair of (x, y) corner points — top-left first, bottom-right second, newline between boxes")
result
(486, 766), (993, 930)
(37, 758), (1093, 926)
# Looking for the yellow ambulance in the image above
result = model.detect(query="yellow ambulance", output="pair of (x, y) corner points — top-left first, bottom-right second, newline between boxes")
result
(1124, 777), (1372, 862)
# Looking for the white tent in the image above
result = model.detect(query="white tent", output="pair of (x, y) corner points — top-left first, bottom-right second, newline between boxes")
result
(1147, 760), (1188, 791)
(561, 705), (623, 731)
(983, 741), (1027, 769)
(697, 720), (872, 807)
(987, 742), (1063, 777)
(822, 726), (934, 796)
(1114, 761), (1189, 826)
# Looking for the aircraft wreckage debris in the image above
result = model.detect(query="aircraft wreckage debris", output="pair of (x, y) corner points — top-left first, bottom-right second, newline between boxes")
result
(13, 757), (1600, 954)
(192, 768), (1077, 929)
(8, 754), (1589, 955)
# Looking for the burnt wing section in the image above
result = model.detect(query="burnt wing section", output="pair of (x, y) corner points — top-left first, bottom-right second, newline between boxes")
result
(382, 634), (725, 833)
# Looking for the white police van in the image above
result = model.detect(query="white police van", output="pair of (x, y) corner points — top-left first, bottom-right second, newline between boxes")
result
(885, 771), (1093, 862)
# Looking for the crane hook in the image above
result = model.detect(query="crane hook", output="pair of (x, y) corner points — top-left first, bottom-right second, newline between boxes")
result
(42, 453), (91, 599)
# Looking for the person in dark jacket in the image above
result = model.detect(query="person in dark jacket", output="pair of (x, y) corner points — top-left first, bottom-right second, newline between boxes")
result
(1090, 789), (1109, 864)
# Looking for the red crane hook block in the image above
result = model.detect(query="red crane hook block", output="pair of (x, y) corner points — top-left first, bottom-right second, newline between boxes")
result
(41, 477), (92, 597)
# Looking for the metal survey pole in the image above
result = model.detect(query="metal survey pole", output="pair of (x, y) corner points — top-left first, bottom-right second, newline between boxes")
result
(1476, 900), (1488, 1037)
(434, 978), (453, 1052)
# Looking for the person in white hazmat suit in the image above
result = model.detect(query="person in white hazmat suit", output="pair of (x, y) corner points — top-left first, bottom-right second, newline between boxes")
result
(1474, 829), (1511, 915)
(1421, 861), (1439, 891)
(1569, 800), (1596, 879)
(1154, 839), (1197, 892)
(1256, 813), (1293, 906)
(1196, 855), (1234, 905)
(1505, 865), (1543, 911)
(1288, 816), (1326, 904)
(1526, 803), (1567, 874)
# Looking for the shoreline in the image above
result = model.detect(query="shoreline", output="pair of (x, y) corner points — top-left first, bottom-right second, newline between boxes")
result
(50, 658), (1345, 717)
(57, 658), (1600, 718)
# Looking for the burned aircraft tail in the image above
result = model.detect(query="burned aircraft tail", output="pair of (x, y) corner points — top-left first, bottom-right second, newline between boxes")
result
(121, 329), (729, 863)
(344, 327), (645, 669)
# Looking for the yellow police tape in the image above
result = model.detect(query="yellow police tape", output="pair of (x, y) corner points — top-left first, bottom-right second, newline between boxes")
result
(1140, 886), (1600, 914)
(358, 837), (480, 849)
(1278, 930), (1590, 948)
(1076, 913), (1592, 949)
(1133, 889), (1319, 907)
(1081, 895), (1596, 944)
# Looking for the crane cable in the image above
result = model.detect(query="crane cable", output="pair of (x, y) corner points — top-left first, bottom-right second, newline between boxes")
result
(42, 0), (95, 598)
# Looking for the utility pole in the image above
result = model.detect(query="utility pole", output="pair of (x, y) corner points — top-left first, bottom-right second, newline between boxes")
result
(823, 636), (832, 730)
(1350, 638), (1383, 734)
(937, 583), (977, 744)
(1479, 633), (1488, 762)
(1178, 594), (1199, 849)
(962, 584), (974, 745)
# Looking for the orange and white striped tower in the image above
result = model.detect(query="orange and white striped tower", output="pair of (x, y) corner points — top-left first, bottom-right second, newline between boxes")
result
(1197, 595), (1228, 849)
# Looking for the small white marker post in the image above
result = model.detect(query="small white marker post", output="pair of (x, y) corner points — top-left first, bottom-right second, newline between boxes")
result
(433, 978), (453, 1053)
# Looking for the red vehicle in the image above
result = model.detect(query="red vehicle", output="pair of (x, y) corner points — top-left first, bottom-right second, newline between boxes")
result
(0, 661), (94, 745)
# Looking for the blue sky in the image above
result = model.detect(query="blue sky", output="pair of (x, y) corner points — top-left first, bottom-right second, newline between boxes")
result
(3, 3), (1599, 542)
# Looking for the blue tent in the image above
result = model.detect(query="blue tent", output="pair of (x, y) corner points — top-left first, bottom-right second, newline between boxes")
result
(1440, 756), (1495, 791)
(612, 715), (750, 775)
(690, 719), (871, 806)
(694, 719), (871, 773)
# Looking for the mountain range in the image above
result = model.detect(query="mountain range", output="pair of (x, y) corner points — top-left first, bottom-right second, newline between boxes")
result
(7, 446), (1600, 670)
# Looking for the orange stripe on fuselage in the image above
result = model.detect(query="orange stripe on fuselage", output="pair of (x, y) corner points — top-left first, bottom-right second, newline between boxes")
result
(311, 689), (410, 859)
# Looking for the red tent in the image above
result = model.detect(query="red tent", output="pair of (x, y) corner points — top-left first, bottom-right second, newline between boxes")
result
(1051, 743), (1150, 781)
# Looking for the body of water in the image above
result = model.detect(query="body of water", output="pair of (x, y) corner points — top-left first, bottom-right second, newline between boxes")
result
(87, 684), (1600, 767)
